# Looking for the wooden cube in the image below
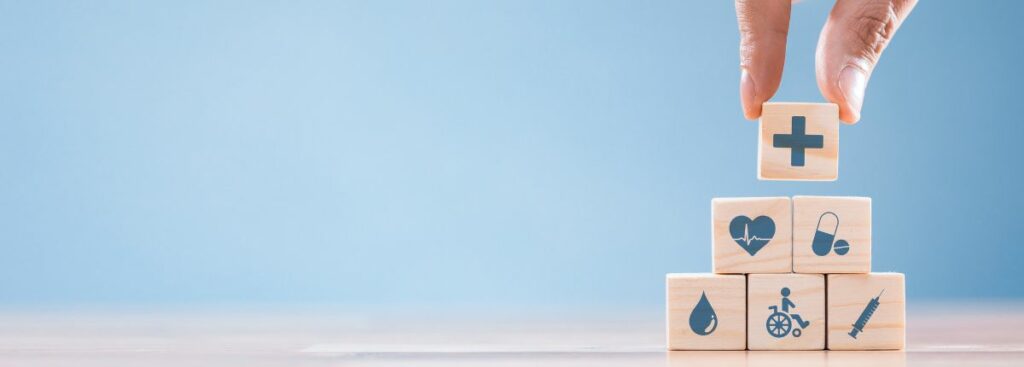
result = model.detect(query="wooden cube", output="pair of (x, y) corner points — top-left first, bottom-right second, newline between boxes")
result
(747, 274), (825, 350)
(666, 273), (746, 350)
(712, 197), (792, 274)
(827, 273), (906, 350)
(758, 102), (839, 181)
(793, 196), (871, 273)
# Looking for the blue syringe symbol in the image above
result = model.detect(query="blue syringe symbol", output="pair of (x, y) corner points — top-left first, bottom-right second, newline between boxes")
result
(848, 289), (885, 339)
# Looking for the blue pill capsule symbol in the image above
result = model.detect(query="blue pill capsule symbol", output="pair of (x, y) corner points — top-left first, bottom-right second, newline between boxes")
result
(812, 212), (840, 256)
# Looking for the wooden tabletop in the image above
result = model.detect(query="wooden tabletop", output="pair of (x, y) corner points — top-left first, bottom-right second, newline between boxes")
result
(0, 302), (1021, 366)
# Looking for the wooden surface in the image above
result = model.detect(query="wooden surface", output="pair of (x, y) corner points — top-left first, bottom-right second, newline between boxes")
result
(0, 302), (1022, 366)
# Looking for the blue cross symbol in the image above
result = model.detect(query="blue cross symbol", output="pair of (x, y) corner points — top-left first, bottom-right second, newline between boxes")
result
(772, 116), (824, 167)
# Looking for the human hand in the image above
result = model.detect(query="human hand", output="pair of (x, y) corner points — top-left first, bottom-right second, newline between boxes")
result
(736, 0), (916, 123)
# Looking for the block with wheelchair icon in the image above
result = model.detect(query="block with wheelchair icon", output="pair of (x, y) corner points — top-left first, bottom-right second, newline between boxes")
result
(747, 274), (826, 350)
(666, 274), (747, 350)
(712, 197), (792, 274)
(827, 273), (906, 350)
(793, 196), (872, 273)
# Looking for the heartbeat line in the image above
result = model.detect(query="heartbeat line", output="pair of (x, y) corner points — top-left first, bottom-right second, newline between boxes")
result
(732, 223), (772, 244)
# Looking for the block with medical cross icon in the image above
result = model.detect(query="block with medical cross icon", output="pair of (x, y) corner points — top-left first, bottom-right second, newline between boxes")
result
(758, 102), (839, 181)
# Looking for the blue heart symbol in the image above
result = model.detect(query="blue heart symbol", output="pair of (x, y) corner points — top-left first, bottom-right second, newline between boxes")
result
(729, 215), (776, 256)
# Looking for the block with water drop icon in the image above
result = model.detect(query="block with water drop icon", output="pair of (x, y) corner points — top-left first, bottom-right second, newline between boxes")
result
(793, 196), (872, 273)
(712, 197), (793, 274)
(666, 273), (746, 350)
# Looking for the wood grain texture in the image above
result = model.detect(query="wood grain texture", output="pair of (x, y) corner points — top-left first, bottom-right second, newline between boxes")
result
(666, 273), (746, 350)
(0, 302), (1022, 366)
(712, 197), (792, 274)
(748, 274), (826, 350)
(827, 273), (906, 350)
(758, 102), (839, 181)
(793, 196), (871, 273)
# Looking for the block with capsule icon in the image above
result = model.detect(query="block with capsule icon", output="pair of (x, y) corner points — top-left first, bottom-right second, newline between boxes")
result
(792, 196), (871, 273)
(827, 273), (906, 350)
(666, 273), (746, 350)
(747, 274), (826, 350)
(758, 102), (839, 181)
(712, 197), (792, 273)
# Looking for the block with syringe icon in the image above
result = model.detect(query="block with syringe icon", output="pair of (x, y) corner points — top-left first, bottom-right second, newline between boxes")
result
(827, 273), (906, 350)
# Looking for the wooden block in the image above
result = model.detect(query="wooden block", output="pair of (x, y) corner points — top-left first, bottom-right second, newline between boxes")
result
(747, 274), (825, 350)
(827, 273), (906, 350)
(666, 273), (746, 350)
(793, 196), (871, 273)
(712, 197), (792, 274)
(758, 102), (839, 181)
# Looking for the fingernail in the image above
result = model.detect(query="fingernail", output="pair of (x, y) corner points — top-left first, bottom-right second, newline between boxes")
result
(740, 68), (758, 120)
(839, 66), (867, 122)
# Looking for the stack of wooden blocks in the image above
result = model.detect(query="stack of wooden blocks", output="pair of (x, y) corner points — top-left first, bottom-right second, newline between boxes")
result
(666, 103), (906, 351)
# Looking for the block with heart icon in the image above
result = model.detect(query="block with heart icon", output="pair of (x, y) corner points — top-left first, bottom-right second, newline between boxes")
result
(712, 197), (792, 273)
(793, 196), (872, 273)
(758, 102), (839, 181)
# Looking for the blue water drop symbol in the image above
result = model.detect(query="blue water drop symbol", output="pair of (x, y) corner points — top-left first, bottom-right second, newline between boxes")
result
(689, 291), (718, 336)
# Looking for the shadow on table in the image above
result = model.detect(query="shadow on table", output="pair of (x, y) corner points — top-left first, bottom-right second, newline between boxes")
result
(667, 350), (906, 367)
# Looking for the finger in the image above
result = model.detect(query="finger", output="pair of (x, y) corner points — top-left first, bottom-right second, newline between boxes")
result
(736, 0), (792, 120)
(815, 0), (917, 123)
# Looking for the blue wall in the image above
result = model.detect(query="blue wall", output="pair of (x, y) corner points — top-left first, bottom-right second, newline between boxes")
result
(1, 1), (1020, 307)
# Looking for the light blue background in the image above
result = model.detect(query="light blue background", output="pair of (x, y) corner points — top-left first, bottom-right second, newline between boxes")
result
(1, 1), (1021, 308)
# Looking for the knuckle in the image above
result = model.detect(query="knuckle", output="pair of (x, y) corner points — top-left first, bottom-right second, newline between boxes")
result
(847, 1), (901, 63)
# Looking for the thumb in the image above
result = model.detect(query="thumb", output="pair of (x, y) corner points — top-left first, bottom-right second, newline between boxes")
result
(736, 0), (792, 120)
(815, 0), (917, 123)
